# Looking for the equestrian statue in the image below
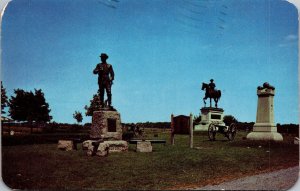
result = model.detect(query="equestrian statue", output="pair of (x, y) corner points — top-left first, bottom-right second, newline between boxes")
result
(201, 79), (221, 108)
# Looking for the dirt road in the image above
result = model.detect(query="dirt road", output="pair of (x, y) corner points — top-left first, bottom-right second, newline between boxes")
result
(190, 166), (299, 190)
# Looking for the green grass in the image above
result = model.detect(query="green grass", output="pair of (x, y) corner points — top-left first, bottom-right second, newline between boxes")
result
(2, 130), (299, 190)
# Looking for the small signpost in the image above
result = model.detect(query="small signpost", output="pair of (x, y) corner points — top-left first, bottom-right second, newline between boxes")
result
(171, 113), (193, 148)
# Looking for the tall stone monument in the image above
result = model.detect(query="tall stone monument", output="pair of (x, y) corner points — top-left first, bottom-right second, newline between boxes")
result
(90, 53), (123, 141)
(247, 82), (283, 141)
(84, 53), (127, 156)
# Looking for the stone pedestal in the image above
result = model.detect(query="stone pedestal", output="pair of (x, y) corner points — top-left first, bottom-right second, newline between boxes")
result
(247, 82), (283, 141)
(194, 107), (225, 131)
(86, 110), (127, 157)
(90, 110), (122, 140)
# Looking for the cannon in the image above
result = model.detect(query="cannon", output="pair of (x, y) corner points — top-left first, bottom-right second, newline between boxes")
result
(208, 122), (237, 141)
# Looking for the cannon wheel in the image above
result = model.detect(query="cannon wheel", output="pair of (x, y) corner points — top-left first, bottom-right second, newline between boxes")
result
(208, 123), (216, 141)
(227, 123), (237, 141)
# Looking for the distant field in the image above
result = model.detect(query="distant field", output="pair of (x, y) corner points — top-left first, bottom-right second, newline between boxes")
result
(2, 130), (299, 190)
(2, 126), (43, 135)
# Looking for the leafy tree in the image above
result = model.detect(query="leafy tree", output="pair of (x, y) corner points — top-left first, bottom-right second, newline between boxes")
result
(8, 89), (52, 123)
(84, 94), (101, 116)
(73, 111), (83, 124)
(1, 81), (8, 114)
(33, 89), (52, 122)
(223, 115), (238, 126)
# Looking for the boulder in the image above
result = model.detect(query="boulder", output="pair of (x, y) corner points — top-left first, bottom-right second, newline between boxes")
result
(136, 141), (152, 152)
(85, 140), (128, 156)
(58, 140), (74, 151)
(294, 137), (299, 145)
(105, 140), (128, 152)
(82, 140), (93, 150)
(84, 139), (103, 156)
(87, 144), (95, 156)
(96, 142), (109, 157)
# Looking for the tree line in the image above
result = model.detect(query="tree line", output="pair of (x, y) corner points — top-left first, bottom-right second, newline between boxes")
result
(1, 83), (103, 124)
(1, 82), (52, 123)
(1, 82), (86, 124)
(2, 82), (299, 136)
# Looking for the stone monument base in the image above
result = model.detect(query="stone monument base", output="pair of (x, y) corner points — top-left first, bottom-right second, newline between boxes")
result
(194, 107), (225, 131)
(90, 110), (122, 140)
(252, 122), (278, 132)
(246, 132), (283, 141)
(247, 123), (283, 141)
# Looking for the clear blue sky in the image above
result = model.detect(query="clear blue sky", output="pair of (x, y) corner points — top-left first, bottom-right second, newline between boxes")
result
(1, 0), (298, 124)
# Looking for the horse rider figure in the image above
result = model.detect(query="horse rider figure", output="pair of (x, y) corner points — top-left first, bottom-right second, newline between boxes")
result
(202, 78), (221, 108)
(209, 79), (216, 93)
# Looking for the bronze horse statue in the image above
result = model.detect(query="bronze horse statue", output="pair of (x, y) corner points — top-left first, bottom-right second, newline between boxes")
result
(201, 83), (221, 108)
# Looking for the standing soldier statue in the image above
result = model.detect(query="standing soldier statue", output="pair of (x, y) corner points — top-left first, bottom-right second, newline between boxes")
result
(93, 53), (114, 109)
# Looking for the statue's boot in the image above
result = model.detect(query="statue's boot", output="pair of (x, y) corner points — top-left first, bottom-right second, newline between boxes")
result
(107, 93), (112, 107)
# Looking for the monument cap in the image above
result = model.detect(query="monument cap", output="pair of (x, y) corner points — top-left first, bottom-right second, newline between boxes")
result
(100, 53), (109, 59)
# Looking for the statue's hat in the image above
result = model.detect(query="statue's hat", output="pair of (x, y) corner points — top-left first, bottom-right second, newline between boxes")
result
(210, 79), (214, 82)
(100, 53), (109, 59)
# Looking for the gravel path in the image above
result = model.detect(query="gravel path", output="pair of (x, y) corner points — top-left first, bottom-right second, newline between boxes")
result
(190, 166), (299, 190)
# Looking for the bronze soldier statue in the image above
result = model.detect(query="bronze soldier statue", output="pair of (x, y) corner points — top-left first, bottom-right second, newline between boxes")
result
(93, 53), (114, 108)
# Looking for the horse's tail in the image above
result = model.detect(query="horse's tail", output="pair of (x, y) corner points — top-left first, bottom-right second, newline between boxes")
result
(218, 90), (221, 99)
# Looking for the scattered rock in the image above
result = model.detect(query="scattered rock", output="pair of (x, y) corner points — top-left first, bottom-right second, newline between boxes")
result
(136, 141), (152, 152)
(57, 140), (74, 151)
(87, 144), (95, 156)
(85, 140), (103, 156)
(96, 142), (109, 157)
(85, 140), (128, 156)
(294, 137), (299, 145)
(195, 147), (204, 150)
(82, 140), (93, 150)
(105, 140), (128, 152)
(10, 130), (15, 136)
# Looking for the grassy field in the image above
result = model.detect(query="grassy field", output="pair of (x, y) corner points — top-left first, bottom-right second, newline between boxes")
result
(2, 129), (299, 190)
